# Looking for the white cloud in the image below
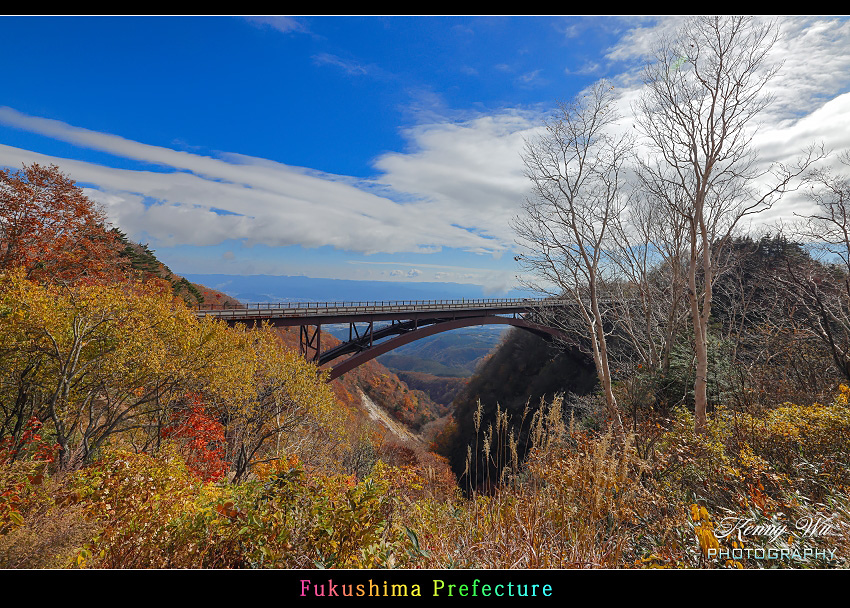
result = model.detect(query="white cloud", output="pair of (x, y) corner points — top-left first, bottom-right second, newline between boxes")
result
(372, 110), (542, 247)
(518, 69), (545, 86)
(604, 16), (687, 62)
(560, 22), (584, 39)
(1, 16), (848, 286)
(761, 17), (850, 123)
(605, 17), (850, 116)
(565, 60), (601, 76)
(753, 92), (850, 162)
(347, 259), (515, 292)
(312, 53), (372, 76)
(0, 108), (511, 256)
(365, 18), (847, 262)
(600, 16), (850, 228)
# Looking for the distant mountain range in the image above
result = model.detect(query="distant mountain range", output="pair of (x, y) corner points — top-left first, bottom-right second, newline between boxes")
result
(181, 273), (537, 304)
(336, 322), (508, 407)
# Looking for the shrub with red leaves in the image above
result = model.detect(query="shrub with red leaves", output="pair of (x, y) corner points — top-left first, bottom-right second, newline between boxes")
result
(161, 394), (229, 483)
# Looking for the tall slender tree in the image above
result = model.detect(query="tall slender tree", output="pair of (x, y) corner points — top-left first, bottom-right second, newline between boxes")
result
(635, 16), (821, 433)
(513, 81), (633, 440)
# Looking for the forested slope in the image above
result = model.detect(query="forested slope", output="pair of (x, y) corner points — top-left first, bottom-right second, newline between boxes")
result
(439, 328), (597, 487)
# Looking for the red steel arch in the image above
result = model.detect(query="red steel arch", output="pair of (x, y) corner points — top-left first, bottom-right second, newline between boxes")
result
(324, 315), (565, 380)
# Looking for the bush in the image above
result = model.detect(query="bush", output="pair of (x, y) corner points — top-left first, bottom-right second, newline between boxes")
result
(730, 385), (850, 500)
(652, 406), (736, 506)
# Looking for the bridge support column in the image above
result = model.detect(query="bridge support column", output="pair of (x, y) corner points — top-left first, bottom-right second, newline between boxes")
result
(300, 324), (322, 363)
(348, 321), (374, 347)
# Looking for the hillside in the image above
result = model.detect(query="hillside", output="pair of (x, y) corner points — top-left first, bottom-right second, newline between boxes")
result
(112, 229), (240, 308)
(77, 187), (456, 477)
(114, 229), (449, 451)
(393, 371), (469, 407)
(376, 326), (506, 377)
(5, 162), (850, 570)
(377, 326), (507, 406)
(377, 326), (507, 374)
(321, 324), (508, 407)
(272, 326), (450, 441)
(440, 327), (598, 487)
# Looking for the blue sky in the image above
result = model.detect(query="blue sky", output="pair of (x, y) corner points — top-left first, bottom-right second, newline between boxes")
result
(2, 16), (850, 296)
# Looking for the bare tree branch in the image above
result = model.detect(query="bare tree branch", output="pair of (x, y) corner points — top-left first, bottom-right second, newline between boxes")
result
(634, 16), (823, 433)
(513, 81), (634, 440)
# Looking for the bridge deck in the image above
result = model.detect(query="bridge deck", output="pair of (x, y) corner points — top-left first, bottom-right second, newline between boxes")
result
(195, 297), (567, 325)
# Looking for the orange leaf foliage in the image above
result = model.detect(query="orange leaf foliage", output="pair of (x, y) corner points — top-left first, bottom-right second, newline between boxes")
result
(0, 163), (125, 284)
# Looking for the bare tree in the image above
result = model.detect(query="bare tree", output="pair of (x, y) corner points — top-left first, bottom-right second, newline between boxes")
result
(635, 16), (823, 433)
(609, 179), (691, 379)
(784, 150), (850, 381)
(800, 151), (850, 271)
(513, 81), (633, 440)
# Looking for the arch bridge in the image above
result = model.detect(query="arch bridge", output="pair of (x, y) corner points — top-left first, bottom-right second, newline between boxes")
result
(195, 298), (572, 381)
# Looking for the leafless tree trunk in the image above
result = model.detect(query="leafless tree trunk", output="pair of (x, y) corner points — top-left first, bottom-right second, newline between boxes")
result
(635, 16), (822, 433)
(513, 81), (633, 441)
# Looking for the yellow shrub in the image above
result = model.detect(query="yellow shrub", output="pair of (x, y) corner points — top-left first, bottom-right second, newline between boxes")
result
(733, 389), (850, 497)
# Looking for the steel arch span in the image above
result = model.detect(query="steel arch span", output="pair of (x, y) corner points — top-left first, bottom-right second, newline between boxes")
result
(321, 315), (565, 381)
(195, 297), (572, 381)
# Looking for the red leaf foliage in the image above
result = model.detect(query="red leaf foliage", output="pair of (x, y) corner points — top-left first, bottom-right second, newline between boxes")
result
(161, 394), (229, 483)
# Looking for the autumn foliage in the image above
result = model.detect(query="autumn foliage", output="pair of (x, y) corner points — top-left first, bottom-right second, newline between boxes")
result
(161, 394), (229, 483)
(0, 163), (124, 283)
(2, 159), (850, 569)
